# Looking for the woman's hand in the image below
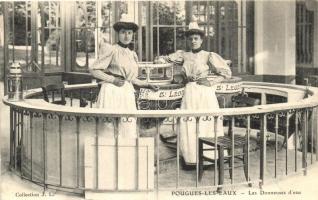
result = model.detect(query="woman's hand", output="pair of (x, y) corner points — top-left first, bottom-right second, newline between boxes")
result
(197, 78), (211, 87)
(154, 56), (166, 64)
(187, 75), (196, 82)
(148, 84), (160, 91)
(113, 78), (125, 87)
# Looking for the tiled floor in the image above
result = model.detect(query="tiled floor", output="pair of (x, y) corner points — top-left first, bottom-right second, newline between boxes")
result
(1, 81), (318, 200)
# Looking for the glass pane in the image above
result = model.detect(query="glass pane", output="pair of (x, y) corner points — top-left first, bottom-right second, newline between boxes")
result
(176, 27), (186, 51)
(87, 28), (96, 67)
(154, 27), (175, 56)
(11, 1), (33, 70)
(199, 14), (205, 23)
(100, 1), (112, 29)
(37, 29), (43, 65)
(158, 1), (174, 25)
(97, 25), (111, 56)
(76, 1), (96, 28)
(159, 27), (174, 55)
(220, 6), (225, 20)
(141, 26), (146, 61)
(101, 1), (112, 16)
(7, 2), (14, 66)
(133, 31), (138, 53)
(296, 2), (314, 66)
(42, 1), (61, 28)
(175, 1), (186, 25)
(153, 27), (158, 57)
(119, 1), (127, 16)
(152, 2), (158, 25)
(74, 1), (115, 71)
(37, 1), (61, 69)
(13, 2), (27, 46)
(43, 28), (61, 67)
(141, 2), (147, 26)
(76, 1), (86, 28)
(222, 2), (238, 67)
(209, 5), (215, 16)
(75, 29), (88, 68)
(98, 1), (113, 58)
(199, 4), (205, 13)
(192, 5), (198, 15)
(86, 2), (96, 28)
(26, 1), (32, 70)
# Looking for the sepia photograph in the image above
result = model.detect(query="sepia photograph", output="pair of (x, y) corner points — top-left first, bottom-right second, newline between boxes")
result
(0, 0), (317, 199)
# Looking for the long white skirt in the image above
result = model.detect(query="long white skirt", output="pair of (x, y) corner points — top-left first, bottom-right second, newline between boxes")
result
(97, 82), (137, 138)
(180, 82), (224, 164)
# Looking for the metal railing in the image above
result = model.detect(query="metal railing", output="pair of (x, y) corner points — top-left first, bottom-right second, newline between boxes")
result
(3, 82), (318, 196)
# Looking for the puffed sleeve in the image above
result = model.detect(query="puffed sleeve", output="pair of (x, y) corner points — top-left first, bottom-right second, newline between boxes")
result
(130, 51), (148, 87)
(208, 52), (232, 79)
(89, 43), (114, 70)
(158, 50), (184, 65)
(131, 51), (139, 79)
(133, 51), (139, 63)
(89, 43), (116, 83)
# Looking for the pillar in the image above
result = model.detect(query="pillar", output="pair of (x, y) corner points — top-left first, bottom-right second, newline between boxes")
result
(255, 0), (296, 84)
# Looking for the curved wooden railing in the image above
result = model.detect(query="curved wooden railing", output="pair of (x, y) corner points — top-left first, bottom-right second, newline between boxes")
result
(2, 82), (318, 195)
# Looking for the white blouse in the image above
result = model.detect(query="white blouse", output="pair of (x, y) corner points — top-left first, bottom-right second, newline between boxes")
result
(89, 43), (139, 82)
(165, 50), (232, 79)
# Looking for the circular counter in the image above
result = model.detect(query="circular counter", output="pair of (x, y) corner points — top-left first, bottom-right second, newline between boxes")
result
(3, 82), (318, 194)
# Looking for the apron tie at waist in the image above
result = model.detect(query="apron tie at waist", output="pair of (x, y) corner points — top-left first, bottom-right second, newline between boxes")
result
(188, 77), (209, 83)
(105, 71), (126, 80)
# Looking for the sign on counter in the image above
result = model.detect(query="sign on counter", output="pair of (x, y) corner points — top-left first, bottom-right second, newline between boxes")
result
(139, 88), (184, 100)
(138, 81), (242, 100)
(212, 82), (242, 94)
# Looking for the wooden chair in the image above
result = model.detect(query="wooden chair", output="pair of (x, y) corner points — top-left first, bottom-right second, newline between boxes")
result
(198, 135), (249, 188)
(198, 93), (259, 190)
(42, 83), (66, 105)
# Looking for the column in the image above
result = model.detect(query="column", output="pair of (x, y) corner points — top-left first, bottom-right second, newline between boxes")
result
(255, 1), (296, 84)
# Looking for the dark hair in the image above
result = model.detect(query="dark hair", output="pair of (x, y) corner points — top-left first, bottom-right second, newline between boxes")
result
(113, 22), (138, 32)
(185, 29), (205, 37)
(187, 33), (204, 39)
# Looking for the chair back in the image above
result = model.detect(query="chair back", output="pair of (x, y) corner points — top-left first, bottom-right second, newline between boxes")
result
(41, 83), (66, 105)
(231, 94), (260, 108)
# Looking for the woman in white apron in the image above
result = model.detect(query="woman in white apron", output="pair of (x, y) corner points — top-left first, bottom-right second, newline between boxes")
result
(89, 14), (158, 138)
(159, 16), (232, 167)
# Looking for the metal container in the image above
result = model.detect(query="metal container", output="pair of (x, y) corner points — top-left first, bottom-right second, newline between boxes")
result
(7, 62), (23, 101)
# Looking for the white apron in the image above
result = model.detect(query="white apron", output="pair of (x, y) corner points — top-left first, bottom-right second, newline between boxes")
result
(90, 44), (140, 139)
(180, 82), (224, 164)
(163, 50), (231, 164)
(97, 82), (137, 138)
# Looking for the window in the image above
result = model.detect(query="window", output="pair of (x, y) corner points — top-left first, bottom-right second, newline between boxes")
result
(3, 1), (62, 73)
(71, 1), (139, 72)
(5, 1), (32, 70)
(3, 1), (254, 75)
(296, 1), (314, 68)
(72, 1), (113, 72)
(148, 1), (253, 74)
(38, 1), (62, 71)
(152, 1), (187, 58)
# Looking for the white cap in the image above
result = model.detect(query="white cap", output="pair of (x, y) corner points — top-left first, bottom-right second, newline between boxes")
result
(185, 15), (204, 37)
(113, 13), (138, 32)
(119, 13), (134, 23)
(188, 15), (202, 30)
